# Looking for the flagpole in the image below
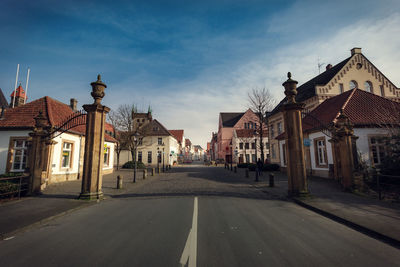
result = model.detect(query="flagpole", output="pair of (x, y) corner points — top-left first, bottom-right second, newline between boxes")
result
(24, 68), (30, 104)
(12, 64), (19, 108)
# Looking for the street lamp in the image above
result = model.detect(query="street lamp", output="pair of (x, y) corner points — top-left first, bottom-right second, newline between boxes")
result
(157, 146), (160, 172)
(133, 132), (140, 183)
(254, 130), (259, 182)
(162, 142), (165, 172)
(230, 143), (233, 171)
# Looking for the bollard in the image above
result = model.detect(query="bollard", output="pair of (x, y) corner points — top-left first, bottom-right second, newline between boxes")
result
(234, 166), (237, 173)
(143, 169), (147, 179)
(117, 175), (123, 189)
(230, 165), (233, 171)
(269, 173), (275, 187)
(245, 169), (249, 178)
(151, 168), (155, 176)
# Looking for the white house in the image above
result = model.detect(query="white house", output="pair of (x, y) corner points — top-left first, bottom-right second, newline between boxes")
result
(276, 89), (400, 177)
(232, 129), (269, 164)
(0, 96), (117, 185)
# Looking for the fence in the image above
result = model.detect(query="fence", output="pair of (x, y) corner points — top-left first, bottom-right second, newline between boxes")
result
(0, 175), (30, 200)
(365, 172), (400, 201)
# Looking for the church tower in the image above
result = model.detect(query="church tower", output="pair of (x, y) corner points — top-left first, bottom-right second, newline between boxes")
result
(10, 84), (27, 108)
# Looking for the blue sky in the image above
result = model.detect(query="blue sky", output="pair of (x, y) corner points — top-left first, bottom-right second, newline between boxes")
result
(1, 0), (400, 147)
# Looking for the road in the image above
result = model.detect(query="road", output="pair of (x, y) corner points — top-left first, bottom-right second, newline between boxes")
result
(0, 163), (399, 267)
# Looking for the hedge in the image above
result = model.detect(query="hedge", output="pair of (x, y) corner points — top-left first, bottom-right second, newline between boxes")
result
(122, 161), (146, 169)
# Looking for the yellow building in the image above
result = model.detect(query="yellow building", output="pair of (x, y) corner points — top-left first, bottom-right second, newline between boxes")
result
(268, 47), (400, 165)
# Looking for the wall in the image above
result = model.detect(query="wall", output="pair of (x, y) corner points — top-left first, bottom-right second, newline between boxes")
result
(0, 130), (30, 174)
(308, 132), (334, 177)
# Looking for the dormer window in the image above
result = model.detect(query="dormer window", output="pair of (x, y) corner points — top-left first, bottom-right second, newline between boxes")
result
(364, 81), (373, 93)
(349, 80), (358, 90)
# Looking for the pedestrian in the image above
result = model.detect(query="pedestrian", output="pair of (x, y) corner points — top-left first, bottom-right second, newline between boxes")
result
(257, 158), (263, 177)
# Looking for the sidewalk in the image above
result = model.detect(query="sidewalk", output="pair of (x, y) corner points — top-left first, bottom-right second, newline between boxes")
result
(236, 168), (400, 246)
(0, 168), (153, 239)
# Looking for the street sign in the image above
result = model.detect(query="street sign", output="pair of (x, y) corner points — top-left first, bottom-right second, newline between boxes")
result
(303, 138), (311, 147)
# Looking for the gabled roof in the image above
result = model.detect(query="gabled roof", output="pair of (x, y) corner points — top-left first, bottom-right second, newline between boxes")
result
(10, 84), (27, 99)
(169, 129), (184, 143)
(270, 56), (351, 115)
(185, 139), (191, 147)
(139, 119), (172, 137)
(0, 88), (8, 107)
(303, 89), (400, 131)
(220, 112), (244, 127)
(0, 96), (116, 142)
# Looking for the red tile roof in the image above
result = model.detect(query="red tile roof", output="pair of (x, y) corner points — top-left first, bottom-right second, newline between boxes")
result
(0, 96), (116, 142)
(169, 129), (184, 143)
(10, 84), (27, 99)
(303, 89), (400, 132)
(276, 89), (400, 140)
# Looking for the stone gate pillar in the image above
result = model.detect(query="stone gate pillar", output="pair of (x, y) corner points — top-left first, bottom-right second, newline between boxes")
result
(79, 75), (110, 200)
(28, 111), (50, 194)
(331, 109), (358, 191)
(280, 73), (308, 197)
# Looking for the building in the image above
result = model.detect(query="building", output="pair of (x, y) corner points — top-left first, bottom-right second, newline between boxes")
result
(193, 145), (204, 161)
(0, 88), (8, 115)
(0, 96), (117, 186)
(217, 108), (268, 163)
(209, 132), (218, 161)
(169, 129), (185, 164)
(268, 47), (400, 165)
(276, 89), (400, 177)
(233, 129), (269, 164)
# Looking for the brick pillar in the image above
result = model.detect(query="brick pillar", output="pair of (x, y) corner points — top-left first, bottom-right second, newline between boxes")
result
(28, 111), (50, 194)
(331, 110), (358, 191)
(280, 72), (308, 197)
(79, 75), (110, 200)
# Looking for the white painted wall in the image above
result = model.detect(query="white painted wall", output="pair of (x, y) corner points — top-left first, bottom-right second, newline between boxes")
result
(354, 128), (392, 166)
(0, 130), (30, 174)
(309, 132), (334, 171)
(104, 141), (115, 170)
(279, 140), (286, 167)
(52, 132), (82, 175)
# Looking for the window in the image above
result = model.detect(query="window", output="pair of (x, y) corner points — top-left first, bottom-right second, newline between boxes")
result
(158, 138), (162, 145)
(314, 137), (328, 167)
(251, 142), (256, 149)
(153, 127), (159, 131)
(245, 143), (249, 149)
(252, 154), (256, 163)
(147, 151), (152, 163)
(277, 122), (282, 135)
(339, 83), (344, 94)
(349, 80), (358, 90)
(244, 123), (248, 129)
(239, 142), (243, 149)
(250, 122), (253, 129)
(245, 154), (250, 163)
(158, 151), (162, 163)
(138, 138), (143, 145)
(369, 137), (386, 166)
(104, 145), (110, 166)
(270, 125), (274, 137)
(239, 154), (244, 163)
(271, 144), (276, 159)
(364, 81), (373, 93)
(380, 85), (385, 96)
(138, 151), (142, 162)
(282, 143), (287, 166)
(10, 139), (28, 172)
(61, 142), (73, 168)
(137, 119), (140, 122)
(254, 123), (257, 129)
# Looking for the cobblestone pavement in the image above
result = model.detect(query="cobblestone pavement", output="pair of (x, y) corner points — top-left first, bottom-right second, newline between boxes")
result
(110, 163), (284, 200)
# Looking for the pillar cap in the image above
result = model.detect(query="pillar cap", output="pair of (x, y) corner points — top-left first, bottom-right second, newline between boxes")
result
(282, 72), (299, 104)
(90, 74), (107, 104)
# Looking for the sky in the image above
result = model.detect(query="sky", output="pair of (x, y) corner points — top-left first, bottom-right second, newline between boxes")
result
(1, 0), (400, 148)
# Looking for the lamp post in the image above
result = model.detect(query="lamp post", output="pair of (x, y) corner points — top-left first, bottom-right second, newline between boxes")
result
(254, 130), (259, 182)
(157, 147), (160, 172)
(162, 142), (165, 172)
(230, 143), (233, 171)
(133, 132), (140, 183)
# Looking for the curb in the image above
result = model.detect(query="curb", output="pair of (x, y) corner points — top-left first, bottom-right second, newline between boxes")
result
(293, 198), (400, 249)
(0, 202), (95, 241)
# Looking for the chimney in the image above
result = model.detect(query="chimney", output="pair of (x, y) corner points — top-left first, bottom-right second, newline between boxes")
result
(351, 47), (362, 56)
(70, 98), (77, 112)
(326, 64), (332, 71)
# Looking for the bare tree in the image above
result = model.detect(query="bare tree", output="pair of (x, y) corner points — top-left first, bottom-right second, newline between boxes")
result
(248, 87), (276, 163)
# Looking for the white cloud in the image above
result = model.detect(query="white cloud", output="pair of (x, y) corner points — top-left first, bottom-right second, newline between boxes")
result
(109, 12), (400, 148)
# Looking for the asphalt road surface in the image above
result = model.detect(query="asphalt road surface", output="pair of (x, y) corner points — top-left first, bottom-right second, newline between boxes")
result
(0, 164), (399, 267)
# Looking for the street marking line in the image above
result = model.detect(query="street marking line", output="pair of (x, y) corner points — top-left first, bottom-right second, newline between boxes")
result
(179, 197), (198, 267)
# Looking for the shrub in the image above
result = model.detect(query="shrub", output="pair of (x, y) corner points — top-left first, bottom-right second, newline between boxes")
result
(122, 161), (146, 169)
